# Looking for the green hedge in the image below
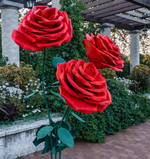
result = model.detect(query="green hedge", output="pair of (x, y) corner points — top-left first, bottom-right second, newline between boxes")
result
(68, 80), (150, 142)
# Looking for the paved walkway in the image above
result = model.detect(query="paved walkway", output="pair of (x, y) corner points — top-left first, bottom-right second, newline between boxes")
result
(22, 119), (150, 159)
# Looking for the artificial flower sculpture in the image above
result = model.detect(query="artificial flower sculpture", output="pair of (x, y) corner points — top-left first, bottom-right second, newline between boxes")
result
(56, 59), (111, 114)
(11, 6), (122, 159)
(82, 33), (124, 72)
(12, 6), (72, 51)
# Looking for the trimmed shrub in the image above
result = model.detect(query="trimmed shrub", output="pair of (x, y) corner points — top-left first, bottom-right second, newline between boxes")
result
(130, 64), (150, 92)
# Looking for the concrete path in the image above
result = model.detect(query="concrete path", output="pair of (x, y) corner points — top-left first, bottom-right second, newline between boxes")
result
(22, 119), (150, 159)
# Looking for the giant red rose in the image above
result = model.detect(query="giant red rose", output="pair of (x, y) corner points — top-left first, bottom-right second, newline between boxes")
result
(56, 59), (111, 114)
(12, 6), (72, 51)
(82, 33), (124, 72)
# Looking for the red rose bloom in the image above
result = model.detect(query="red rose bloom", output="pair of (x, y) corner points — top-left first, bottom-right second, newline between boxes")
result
(56, 59), (111, 114)
(12, 6), (72, 51)
(82, 33), (124, 72)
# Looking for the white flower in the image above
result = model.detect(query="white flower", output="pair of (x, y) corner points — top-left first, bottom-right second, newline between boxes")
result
(5, 83), (9, 86)
(29, 79), (32, 82)
(38, 109), (41, 112)
(38, 79), (40, 81)
(26, 105), (29, 108)
(22, 114), (26, 118)
(31, 106), (33, 108)
(32, 109), (37, 113)
(15, 85), (19, 88)
(2, 85), (6, 89)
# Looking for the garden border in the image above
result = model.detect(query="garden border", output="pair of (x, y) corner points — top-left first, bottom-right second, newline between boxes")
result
(0, 116), (62, 159)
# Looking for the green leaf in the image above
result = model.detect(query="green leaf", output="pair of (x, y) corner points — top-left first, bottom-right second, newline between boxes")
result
(50, 90), (66, 103)
(52, 57), (66, 68)
(70, 127), (81, 137)
(33, 137), (45, 147)
(71, 112), (86, 127)
(37, 126), (53, 140)
(42, 135), (51, 154)
(57, 128), (74, 148)
(36, 125), (46, 136)
(52, 143), (68, 154)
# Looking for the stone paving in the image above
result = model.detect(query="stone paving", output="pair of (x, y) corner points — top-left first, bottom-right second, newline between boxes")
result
(22, 119), (150, 159)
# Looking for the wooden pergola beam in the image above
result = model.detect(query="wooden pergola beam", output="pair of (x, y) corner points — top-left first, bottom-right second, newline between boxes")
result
(82, 0), (127, 15)
(35, 2), (52, 7)
(86, 0), (112, 8)
(39, 0), (51, 4)
(86, 5), (140, 20)
(100, 19), (135, 30)
(116, 13), (150, 24)
(126, 0), (150, 9)
(82, 0), (93, 3)
(135, 23), (150, 29)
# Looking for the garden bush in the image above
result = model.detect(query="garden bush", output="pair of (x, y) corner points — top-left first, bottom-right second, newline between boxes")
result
(130, 64), (150, 92)
(0, 56), (8, 67)
(100, 68), (116, 79)
(0, 62), (35, 91)
(68, 80), (150, 142)
(0, 66), (47, 122)
(20, 49), (42, 70)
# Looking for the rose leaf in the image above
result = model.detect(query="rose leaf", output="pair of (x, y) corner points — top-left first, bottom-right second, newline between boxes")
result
(57, 128), (74, 148)
(52, 57), (66, 68)
(37, 126), (53, 140)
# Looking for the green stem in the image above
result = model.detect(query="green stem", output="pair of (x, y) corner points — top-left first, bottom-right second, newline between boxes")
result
(42, 49), (52, 126)
(65, 107), (71, 122)
(55, 153), (57, 159)
(58, 106), (71, 128)
(51, 151), (53, 159)
(59, 151), (61, 159)
(42, 49), (53, 159)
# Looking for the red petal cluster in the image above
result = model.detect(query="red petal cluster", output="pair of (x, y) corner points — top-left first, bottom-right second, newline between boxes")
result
(56, 59), (111, 114)
(12, 6), (73, 51)
(82, 33), (124, 72)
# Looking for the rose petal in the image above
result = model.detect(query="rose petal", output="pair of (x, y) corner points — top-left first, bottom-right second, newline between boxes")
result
(12, 30), (43, 51)
(82, 40), (107, 64)
(59, 86), (97, 114)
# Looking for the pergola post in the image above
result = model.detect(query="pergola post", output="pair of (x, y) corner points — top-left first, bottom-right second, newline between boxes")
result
(52, 0), (61, 9)
(100, 23), (115, 38)
(128, 30), (141, 72)
(0, 1), (23, 67)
